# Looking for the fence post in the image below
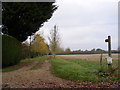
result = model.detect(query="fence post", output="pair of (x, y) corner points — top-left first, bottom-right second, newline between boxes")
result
(100, 53), (103, 71)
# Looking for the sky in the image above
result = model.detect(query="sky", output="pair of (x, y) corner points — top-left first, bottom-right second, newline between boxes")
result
(35, 0), (119, 51)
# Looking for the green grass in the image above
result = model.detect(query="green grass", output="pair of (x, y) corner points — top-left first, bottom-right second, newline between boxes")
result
(2, 67), (20, 72)
(51, 58), (119, 82)
(29, 66), (40, 70)
(21, 55), (48, 63)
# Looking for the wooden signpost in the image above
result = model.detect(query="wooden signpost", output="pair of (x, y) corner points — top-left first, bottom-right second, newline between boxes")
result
(105, 36), (112, 71)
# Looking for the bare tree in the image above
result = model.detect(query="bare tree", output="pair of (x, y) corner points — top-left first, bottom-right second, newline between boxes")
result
(48, 25), (60, 57)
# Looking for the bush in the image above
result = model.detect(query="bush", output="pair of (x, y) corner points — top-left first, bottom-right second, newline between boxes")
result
(2, 34), (22, 67)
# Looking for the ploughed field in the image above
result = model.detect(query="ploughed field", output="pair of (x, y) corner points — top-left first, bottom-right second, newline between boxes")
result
(2, 54), (119, 88)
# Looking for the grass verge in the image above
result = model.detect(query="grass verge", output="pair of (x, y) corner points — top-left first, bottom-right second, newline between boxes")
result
(20, 55), (48, 63)
(51, 58), (119, 82)
(2, 55), (49, 72)
(2, 67), (20, 72)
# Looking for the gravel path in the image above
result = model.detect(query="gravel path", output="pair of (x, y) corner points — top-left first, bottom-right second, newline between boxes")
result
(2, 60), (119, 88)
(2, 60), (75, 88)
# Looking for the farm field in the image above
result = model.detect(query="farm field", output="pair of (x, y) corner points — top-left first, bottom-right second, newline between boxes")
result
(57, 54), (118, 68)
(57, 54), (118, 61)
(2, 54), (119, 88)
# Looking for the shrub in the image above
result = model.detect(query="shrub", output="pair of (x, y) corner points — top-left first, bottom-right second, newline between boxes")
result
(2, 34), (22, 67)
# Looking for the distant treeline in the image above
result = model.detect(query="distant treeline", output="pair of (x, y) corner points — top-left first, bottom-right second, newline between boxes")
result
(55, 48), (119, 55)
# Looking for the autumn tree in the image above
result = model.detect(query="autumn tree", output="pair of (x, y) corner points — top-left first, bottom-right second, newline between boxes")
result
(31, 34), (49, 56)
(48, 25), (61, 57)
(2, 2), (57, 42)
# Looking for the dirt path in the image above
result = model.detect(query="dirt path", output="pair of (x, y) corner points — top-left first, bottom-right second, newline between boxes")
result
(2, 60), (76, 88)
(2, 60), (119, 88)
(17, 61), (40, 71)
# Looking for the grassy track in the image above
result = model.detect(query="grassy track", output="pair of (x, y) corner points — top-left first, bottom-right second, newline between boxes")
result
(51, 57), (119, 82)
(2, 67), (20, 72)
(2, 56), (48, 72)
(20, 55), (48, 63)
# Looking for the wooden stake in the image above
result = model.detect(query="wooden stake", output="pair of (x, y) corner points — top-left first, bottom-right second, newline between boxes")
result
(100, 53), (103, 71)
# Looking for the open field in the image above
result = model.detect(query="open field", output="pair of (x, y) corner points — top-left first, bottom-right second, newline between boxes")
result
(51, 54), (119, 82)
(57, 54), (118, 61)
(57, 54), (118, 68)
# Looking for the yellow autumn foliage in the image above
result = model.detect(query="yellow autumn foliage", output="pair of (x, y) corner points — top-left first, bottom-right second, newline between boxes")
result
(31, 34), (49, 55)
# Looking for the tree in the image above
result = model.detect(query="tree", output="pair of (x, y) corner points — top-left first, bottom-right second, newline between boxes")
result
(91, 48), (96, 52)
(21, 41), (30, 58)
(96, 48), (105, 53)
(57, 46), (64, 54)
(91, 48), (96, 54)
(31, 34), (49, 55)
(2, 2), (57, 42)
(65, 48), (71, 54)
(48, 25), (60, 57)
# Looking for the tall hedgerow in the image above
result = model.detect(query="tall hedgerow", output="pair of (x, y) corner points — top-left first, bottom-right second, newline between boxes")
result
(2, 34), (22, 67)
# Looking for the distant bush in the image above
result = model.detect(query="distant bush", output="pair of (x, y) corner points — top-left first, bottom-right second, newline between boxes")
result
(2, 34), (22, 67)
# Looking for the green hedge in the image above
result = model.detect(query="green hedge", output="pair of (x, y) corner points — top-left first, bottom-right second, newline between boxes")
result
(2, 34), (22, 67)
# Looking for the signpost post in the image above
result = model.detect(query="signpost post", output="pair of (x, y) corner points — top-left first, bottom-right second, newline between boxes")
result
(105, 36), (112, 71)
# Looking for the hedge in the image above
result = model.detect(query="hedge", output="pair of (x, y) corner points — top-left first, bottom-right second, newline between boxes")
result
(2, 34), (22, 67)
